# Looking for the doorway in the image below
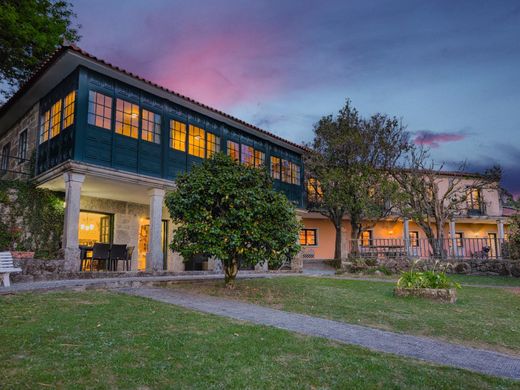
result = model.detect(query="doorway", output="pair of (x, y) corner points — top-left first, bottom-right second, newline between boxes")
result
(137, 219), (169, 271)
(488, 233), (497, 258)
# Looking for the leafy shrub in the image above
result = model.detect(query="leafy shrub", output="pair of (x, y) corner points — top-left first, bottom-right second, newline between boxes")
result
(508, 215), (520, 260)
(397, 261), (461, 289)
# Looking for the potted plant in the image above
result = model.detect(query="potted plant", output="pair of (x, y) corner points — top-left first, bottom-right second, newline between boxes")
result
(394, 261), (461, 303)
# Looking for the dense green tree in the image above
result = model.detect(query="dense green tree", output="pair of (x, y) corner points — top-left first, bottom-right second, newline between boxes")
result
(165, 153), (301, 287)
(0, 0), (80, 102)
(507, 215), (520, 260)
(305, 99), (409, 260)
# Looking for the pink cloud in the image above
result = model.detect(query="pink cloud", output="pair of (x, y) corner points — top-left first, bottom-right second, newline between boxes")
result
(148, 25), (289, 110)
(413, 130), (466, 148)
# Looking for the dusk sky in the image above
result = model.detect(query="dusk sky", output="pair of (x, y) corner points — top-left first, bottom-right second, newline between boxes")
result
(71, 0), (520, 196)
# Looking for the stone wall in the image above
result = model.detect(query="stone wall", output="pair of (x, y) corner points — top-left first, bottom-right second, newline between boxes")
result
(11, 258), (68, 283)
(79, 196), (186, 272)
(0, 103), (39, 180)
(343, 256), (520, 277)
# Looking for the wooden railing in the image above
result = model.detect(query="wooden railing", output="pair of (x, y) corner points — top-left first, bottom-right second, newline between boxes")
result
(347, 237), (511, 260)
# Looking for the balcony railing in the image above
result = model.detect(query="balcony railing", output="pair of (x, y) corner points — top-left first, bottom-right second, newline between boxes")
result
(347, 237), (512, 260)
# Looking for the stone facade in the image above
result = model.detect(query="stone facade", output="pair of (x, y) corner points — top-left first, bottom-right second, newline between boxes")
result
(79, 195), (188, 272)
(0, 103), (39, 180)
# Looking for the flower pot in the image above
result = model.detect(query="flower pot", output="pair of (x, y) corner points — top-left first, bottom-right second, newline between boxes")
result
(394, 287), (457, 304)
(10, 251), (35, 260)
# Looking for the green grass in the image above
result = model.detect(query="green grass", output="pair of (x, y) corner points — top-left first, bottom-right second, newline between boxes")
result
(175, 276), (520, 354)
(338, 272), (520, 287)
(1, 291), (518, 389)
(449, 274), (520, 287)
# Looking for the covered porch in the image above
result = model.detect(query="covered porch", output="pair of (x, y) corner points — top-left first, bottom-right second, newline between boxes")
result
(299, 211), (510, 260)
(36, 161), (190, 272)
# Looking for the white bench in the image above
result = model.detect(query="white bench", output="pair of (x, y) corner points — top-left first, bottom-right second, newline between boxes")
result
(0, 252), (22, 287)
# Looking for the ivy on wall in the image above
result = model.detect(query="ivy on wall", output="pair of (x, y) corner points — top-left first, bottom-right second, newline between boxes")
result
(0, 180), (64, 258)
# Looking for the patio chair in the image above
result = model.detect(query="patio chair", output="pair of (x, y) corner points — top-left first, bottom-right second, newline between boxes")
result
(124, 246), (134, 271)
(109, 244), (127, 271)
(91, 243), (111, 271)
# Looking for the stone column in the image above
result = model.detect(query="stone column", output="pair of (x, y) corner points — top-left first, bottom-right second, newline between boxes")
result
(146, 188), (165, 272)
(449, 220), (457, 258)
(403, 218), (410, 256)
(497, 219), (505, 258)
(63, 172), (85, 271)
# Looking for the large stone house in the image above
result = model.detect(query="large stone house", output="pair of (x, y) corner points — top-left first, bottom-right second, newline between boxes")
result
(0, 45), (512, 271)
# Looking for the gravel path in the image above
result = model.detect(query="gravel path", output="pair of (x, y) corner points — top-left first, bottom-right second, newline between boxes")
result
(0, 272), (286, 295)
(118, 286), (520, 381)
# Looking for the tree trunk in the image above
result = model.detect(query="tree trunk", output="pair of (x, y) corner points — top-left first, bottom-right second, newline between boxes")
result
(224, 258), (239, 288)
(334, 224), (342, 261)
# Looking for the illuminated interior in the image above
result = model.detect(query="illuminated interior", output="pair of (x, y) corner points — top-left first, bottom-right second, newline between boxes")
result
(138, 219), (149, 271)
(78, 211), (112, 246)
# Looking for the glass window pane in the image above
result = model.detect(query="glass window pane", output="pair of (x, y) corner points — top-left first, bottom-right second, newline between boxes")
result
(241, 144), (254, 166)
(115, 98), (139, 139)
(88, 91), (112, 130)
(206, 133), (220, 158)
(270, 156), (281, 179)
(188, 125), (205, 158)
(141, 109), (161, 144)
(227, 141), (239, 161)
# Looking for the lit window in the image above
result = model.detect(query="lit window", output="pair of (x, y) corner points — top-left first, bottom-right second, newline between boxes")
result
(270, 156), (281, 179)
(50, 100), (62, 138)
(40, 110), (51, 143)
(115, 98), (139, 138)
(307, 178), (323, 202)
(62, 90), (76, 129)
(467, 188), (481, 211)
(361, 230), (373, 247)
(300, 229), (317, 246)
(206, 133), (220, 158)
(241, 144), (254, 166)
(290, 163), (301, 185)
(281, 159), (291, 183)
(409, 231), (419, 247)
(18, 130), (27, 161)
(188, 125), (205, 158)
(227, 141), (239, 161)
(170, 120), (186, 151)
(88, 91), (112, 130)
(254, 150), (265, 168)
(141, 109), (161, 144)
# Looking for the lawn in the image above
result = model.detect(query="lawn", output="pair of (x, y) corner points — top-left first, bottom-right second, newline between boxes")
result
(1, 291), (518, 389)
(174, 276), (520, 355)
(337, 272), (520, 287)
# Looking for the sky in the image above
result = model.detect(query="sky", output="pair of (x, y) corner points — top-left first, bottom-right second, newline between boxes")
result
(70, 0), (520, 197)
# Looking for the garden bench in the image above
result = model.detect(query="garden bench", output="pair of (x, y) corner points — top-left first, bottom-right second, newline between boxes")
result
(0, 252), (22, 287)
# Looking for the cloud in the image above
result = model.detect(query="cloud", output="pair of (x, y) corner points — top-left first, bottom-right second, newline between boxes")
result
(413, 130), (467, 148)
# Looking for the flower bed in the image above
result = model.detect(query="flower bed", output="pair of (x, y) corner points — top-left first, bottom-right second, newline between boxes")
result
(394, 261), (460, 303)
(394, 287), (457, 303)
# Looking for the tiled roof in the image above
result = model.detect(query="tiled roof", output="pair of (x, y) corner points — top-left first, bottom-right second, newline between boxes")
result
(0, 44), (308, 152)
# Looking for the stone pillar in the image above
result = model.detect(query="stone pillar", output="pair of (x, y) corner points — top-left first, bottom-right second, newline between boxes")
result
(63, 172), (85, 271)
(146, 188), (165, 272)
(403, 218), (410, 256)
(497, 219), (505, 258)
(449, 220), (457, 258)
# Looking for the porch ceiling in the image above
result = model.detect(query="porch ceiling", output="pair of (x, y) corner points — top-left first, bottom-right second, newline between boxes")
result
(36, 161), (175, 205)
